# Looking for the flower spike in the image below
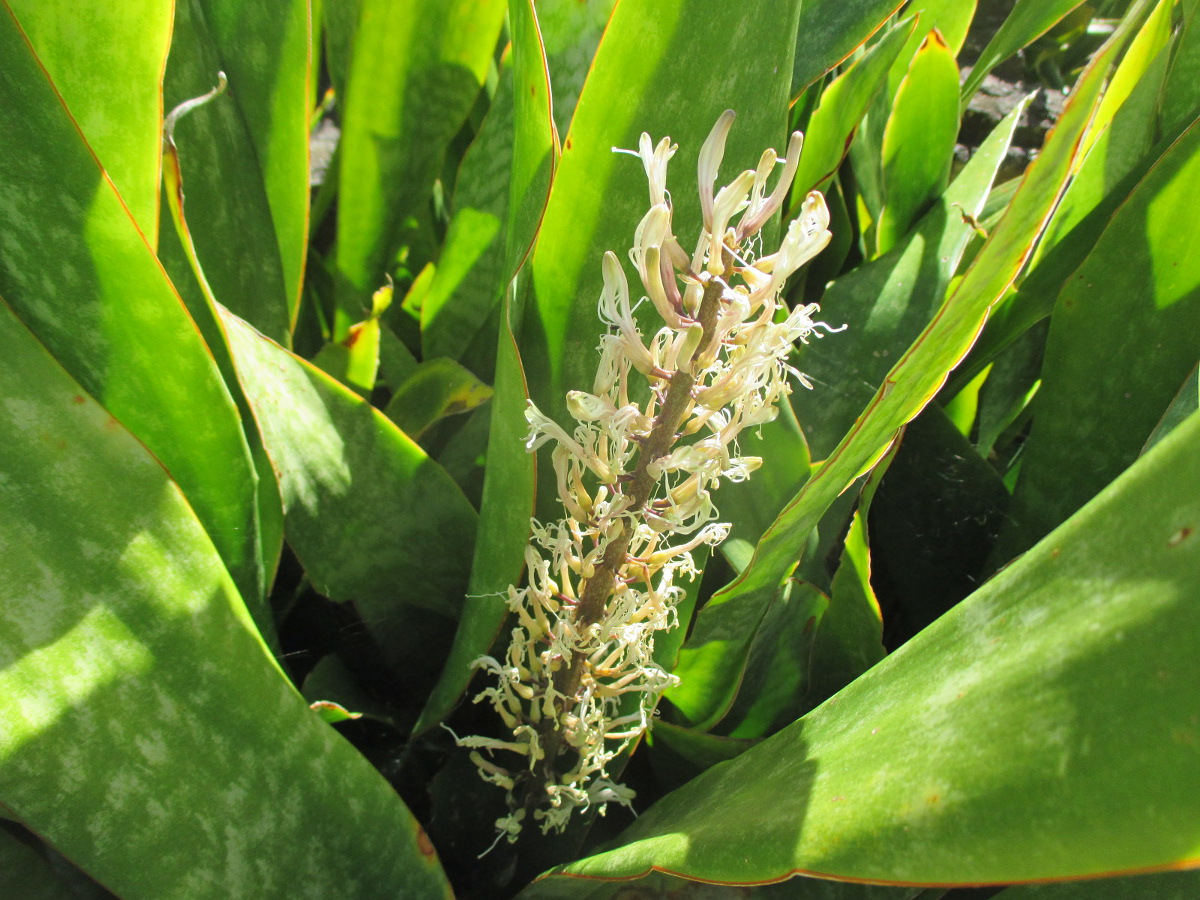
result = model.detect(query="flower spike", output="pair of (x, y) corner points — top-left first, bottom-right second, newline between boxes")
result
(459, 112), (839, 845)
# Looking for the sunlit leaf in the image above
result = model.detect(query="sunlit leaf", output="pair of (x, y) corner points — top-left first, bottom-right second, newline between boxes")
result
(0, 5), (266, 616)
(668, 12), (1136, 731)
(960, 0), (1090, 104)
(335, 0), (506, 317)
(6, 0), (170, 238)
(0, 297), (452, 899)
(532, 408), (1200, 888)
(220, 308), (478, 659)
(790, 15), (917, 202)
(998, 113), (1200, 556)
(876, 30), (960, 254)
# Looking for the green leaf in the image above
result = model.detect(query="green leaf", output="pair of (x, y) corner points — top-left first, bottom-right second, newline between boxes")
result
(1039, 1), (1173, 262)
(955, 0), (1174, 383)
(960, 0), (1090, 105)
(805, 95), (1027, 457)
(790, 14), (918, 200)
(334, 0), (506, 314)
(525, 871), (919, 899)
(5, 0), (170, 238)
(0, 297), (451, 899)
(972, 321), (1045, 459)
(321, 0), (359, 101)
(648, 720), (757, 788)
(716, 401), (812, 573)
(713, 580), (828, 740)
(790, 0), (907, 97)
(902, 0), (975, 55)
(220, 308), (478, 633)
(1082, 0), (1173, 159)
(193, 0), (313, 330)
(806, 506), (886, 704)
(419, 63), (513, 361)
(876, 30), (960, 254)
(410, 0), (551, 735)
(162, 0), (294, 343)
(997, 870), (1200, 899)
(385, 357), (494, 440)
(1143, 364), (1200, 455)
(0, 6), (265, 618)
(506, 0), (559, 278)
(537, 408), (1200, 888)
(998, 113), (1200, 556)
(1160, 0), (1200, 135)
(534, 0), (617, 138)
(668, 12), (1137, 732)
(310, 282), (393, 395)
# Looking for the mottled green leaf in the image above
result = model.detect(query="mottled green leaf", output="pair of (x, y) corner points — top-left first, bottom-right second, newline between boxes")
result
(420, 63), (513, 361)
(220, 307), (478, 630)
(410, 0), (551, 736)
(999, 113), (1200, 556)
(535, 0), (617, 138)
(0, 297), (451, 899)
(335, 0), (506, 314)
(195, 0), (313, 329)
(791, 0), (906, 97)
(6, 0), (170, 238)
(0, 6), (265, 616)
(162, 0), (293, 343)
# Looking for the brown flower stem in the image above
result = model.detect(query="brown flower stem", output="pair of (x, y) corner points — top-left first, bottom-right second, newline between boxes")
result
(523, 266), (728, 816)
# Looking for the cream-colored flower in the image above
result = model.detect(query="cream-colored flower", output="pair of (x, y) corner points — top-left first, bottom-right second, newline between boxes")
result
(459, 110), (837, 844)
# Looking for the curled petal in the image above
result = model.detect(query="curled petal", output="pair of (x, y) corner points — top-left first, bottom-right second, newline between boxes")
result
(707, 169), (756, 273)
(747, 191), (831, 300)
(738, 130), (804, 240)
(697, 109), (736, 232)
(597, 251), (656, 375)
(638, 133), (676, 207)
(631, 205), (684, 328)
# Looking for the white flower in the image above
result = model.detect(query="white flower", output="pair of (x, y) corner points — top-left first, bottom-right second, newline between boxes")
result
(459, 110), (838, 844)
